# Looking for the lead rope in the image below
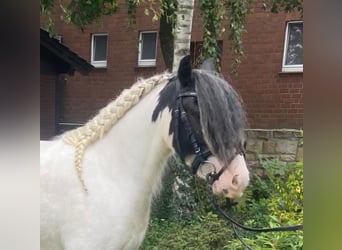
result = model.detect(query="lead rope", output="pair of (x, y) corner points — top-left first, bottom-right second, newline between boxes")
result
(206, 173), (303, 249)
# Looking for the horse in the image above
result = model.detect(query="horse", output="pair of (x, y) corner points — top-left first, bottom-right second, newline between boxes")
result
(40, 55), (250, 250)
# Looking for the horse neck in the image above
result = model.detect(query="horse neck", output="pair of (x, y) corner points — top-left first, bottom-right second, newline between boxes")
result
(88, 83), (173, 196)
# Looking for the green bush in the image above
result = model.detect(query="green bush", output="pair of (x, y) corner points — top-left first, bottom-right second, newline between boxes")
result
(149, 156), (220, 222)
(141, 157), (303, 250)
(227, 159), (304, 249)
(141, 213), (233, 250)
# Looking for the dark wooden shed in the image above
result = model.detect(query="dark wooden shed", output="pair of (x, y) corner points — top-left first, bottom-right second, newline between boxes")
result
(40, 28), (93, 140)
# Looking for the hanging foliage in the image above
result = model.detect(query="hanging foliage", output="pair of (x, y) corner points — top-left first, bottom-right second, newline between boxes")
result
(40, 0), (119, 33)
(40, 0), (303, 72)
(199, 0), (226, 71)
(226, 0), (251, 74)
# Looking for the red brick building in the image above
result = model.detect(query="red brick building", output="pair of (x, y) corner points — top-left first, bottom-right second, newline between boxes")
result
(40, 28), (93, 139)
(41, 0), (303, 134)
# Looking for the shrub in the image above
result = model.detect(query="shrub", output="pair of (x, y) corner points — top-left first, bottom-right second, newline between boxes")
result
(227, 159), (304, 249)
(141, 157), (303, 249)
(141, 213), (233, 250)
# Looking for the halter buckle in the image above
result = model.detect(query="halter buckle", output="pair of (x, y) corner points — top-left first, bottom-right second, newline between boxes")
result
(198, 160), (216, 177)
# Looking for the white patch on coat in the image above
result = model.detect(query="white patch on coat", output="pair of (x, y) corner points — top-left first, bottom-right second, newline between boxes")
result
(40, 83), (176, 250)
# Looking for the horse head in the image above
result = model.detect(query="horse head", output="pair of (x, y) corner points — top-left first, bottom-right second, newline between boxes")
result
(156, 55), (250, 199)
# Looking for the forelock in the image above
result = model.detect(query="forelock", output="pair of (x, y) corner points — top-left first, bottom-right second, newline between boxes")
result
(193, 69), (246, 164)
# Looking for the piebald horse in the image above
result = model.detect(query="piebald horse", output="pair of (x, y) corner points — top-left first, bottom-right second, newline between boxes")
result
(40, 56), (250, 249)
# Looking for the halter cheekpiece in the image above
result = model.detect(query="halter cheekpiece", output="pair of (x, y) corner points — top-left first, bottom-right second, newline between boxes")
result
(174, 79), (248, 183)
(174, 85), (214, 176)
(174, 81), (241, 182)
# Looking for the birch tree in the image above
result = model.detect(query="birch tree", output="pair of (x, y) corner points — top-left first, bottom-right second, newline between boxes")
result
(172, 0), (194, 72)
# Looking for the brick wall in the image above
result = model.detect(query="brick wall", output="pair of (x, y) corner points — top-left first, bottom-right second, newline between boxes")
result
(225, 6), (303, 128)
(43, 0), (303, 129)
(50, 1), (167, 123)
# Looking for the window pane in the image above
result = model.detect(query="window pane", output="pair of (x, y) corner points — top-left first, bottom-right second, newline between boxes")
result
(141, 33), (157, 60)
(285, 23), (303, 65)
(94, 35), (107, 61)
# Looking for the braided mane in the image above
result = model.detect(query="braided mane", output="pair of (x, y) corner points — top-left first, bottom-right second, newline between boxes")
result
(62, 72), (172, 192)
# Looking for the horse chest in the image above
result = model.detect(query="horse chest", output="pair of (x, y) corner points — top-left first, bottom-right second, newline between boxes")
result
(41, 184), (152, 250)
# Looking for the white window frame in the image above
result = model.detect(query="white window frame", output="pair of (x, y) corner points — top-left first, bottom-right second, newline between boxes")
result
(138, 31), (157, 67)
(91, 33), (108, 68)
(282, 21), (303, 73)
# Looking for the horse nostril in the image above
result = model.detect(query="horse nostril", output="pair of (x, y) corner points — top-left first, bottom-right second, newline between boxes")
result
(222, 189), (228, 195)
(232, 175), (238, 186)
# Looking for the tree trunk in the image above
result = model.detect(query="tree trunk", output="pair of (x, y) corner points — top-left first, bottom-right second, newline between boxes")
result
(172, 0), (194, 72)
(159, 0), (175, 72)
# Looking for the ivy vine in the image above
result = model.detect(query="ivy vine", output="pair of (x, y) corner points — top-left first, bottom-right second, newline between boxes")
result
(199, 0), (226, 71)
(126, 0), (138, 27)
(262, 0), (303, 14)
(41, 0), (303, 73)
(226, 0), (251, 74)
(41, 0), (119, 33)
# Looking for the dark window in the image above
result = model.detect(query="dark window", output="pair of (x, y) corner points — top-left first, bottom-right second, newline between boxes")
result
(282, 21), (303, 72)
(91, 34), (108, 67)
(139, 31), (157, 66)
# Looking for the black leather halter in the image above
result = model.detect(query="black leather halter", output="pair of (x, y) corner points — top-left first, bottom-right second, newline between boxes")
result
(174, 85), (243, 182)
(174, 87), (244, 182)
(174, 90), (213, 175)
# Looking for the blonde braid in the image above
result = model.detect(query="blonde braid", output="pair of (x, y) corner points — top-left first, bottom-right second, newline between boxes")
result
(62, 73), (172, 192)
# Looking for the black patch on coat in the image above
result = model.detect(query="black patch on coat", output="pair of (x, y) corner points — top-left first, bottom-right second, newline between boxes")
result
(151, 75), (178, 123)
(151, 75), (208, 162)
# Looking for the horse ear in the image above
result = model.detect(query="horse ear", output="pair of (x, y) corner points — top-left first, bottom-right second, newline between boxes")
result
(199, 58), (216, 72)
(178, 55), (193, 88)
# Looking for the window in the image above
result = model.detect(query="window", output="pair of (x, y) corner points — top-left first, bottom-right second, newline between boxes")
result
(138, 31), (157, 66)
(91, 33), (108, 68)
(282, 21), (303, 72)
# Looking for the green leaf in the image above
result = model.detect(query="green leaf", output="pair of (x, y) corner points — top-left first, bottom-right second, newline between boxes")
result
(144, 8), (149, 15)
